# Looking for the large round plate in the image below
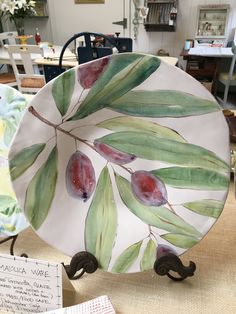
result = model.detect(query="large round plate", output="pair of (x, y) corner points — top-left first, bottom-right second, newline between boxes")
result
(9, 53), (230, 273)
(0, 84), (28, 236)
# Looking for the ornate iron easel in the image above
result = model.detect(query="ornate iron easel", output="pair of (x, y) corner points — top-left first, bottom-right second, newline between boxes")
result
(0, 234), (28, 257)
(63, 251), (196, 282)
(2, 236), (195, 281)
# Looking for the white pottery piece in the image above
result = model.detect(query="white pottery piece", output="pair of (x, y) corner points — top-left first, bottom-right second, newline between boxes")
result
(9, 53), (230, 273)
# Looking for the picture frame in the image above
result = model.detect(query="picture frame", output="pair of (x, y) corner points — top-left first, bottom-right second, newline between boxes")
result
(34, 0), (48, 17)
(75, 0), (104, 3)
(195, 4), (230, 39)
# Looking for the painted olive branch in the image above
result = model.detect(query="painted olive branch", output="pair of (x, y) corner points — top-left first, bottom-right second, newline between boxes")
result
(148, 225), (158, 241)
(166, 201), (177, 214)
(28, 106), (179, 217)
(28, 106), (94, 151)
(28, 106), (134, 175)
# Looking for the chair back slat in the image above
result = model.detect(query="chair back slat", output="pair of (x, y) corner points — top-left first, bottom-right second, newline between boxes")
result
(0, 32), (17, 45)
(5, 44), (45, 93)
(0, 32), (18, 87)
(228, 46), (236, 81)
(216, 45), (236, 106)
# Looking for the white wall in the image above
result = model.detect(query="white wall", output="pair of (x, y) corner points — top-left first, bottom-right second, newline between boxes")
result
(134, 0), (236, 67)
(47, 0), (129, 45)
(45, 0), (235, 59)
(4, 0), (236, 64)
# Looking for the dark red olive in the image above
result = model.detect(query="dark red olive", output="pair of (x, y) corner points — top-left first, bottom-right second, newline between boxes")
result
(78, 57), (109, 89)
(66, 151), (96, 201)
(131, 170), (167, 206)
(94, 140), (136, 165)
(156, 244), (177, 259)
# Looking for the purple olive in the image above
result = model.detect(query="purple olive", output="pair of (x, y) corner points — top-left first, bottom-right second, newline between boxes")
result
(66, 151), (96, 201)
(156, 244), (177, 259)
(131, 170), (167, 206)
(78, 58), (109, 89)
(94, 141), (136, 165)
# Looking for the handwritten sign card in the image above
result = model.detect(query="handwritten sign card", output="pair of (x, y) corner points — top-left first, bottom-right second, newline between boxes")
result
(41, 295), (116, 314)
(0, 253), (63, 313)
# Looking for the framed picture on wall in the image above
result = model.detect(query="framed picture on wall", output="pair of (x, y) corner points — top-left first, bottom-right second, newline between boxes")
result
(195, 4), (230, 39)
(75, 0), (104, 3)
(34, 0), (48, 17)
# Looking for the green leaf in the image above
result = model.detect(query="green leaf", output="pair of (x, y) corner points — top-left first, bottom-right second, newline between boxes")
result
(152, 167), (229, 190)
(140, 239), (156, 271)
(107, 90), (220, 117)
(24, 146), (58, 230)
(97, 116), (186, 143)
(85, 166), (117, 270)
(0, 195), (21, 216)
(111, 241), (142, 273)
(115, 174), (201, 238)
(182, 199), (224, 218)
(52, 69), (75, 116)
(68, 54), (160, 120)
(9, 143), (46, 181)
(3, 120), (16, 146)
(161, 233), (199, 249)
(97, 131), (229, 172)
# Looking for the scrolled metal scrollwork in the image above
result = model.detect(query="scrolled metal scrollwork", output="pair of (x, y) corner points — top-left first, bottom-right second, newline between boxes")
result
(154, 253), (196, 281)
(63, 251), (98, 280)
(0, 234), (28, 257)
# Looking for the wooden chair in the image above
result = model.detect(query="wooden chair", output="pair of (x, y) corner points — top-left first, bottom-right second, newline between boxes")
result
(5, 44), (45, 93)
(0, 32), (18, 87)
(0, 31), (17, 45)
(59, 32), (132, 68)
(216, 45), (236, 106)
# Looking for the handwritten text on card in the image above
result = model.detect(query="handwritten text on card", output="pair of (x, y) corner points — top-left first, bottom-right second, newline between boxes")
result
(0, 254), (62, 313)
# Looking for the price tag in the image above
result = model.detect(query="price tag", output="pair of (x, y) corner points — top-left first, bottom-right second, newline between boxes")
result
(0, 253), (63, 313)
(41, 295), (116, 314)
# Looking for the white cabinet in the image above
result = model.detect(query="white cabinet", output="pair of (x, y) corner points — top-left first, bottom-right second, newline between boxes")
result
(195, 5), (230, 39)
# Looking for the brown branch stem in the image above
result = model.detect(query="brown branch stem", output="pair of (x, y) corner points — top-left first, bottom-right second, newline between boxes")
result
(29, 106), (134, 175)
(148, 225), (158, 241)
(167, 201), (177, 215)
(28, 106), (94, 150)
(119, 164), (133, 174)
(28, 106), (135, 178)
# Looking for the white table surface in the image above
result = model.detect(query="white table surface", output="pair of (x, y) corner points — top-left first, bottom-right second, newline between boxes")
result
(0, 45), (75, 65)
(34, 55), (178, 68)
(188, 46), (233, 57)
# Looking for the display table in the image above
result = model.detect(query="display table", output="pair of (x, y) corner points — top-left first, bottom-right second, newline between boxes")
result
(33, 55), (178, 68)
(0, 45), (75, 65)
(0, 182), (235, 314)
(180, 47), (234, 94)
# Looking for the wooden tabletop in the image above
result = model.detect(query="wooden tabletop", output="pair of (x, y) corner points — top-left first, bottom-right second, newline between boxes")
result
(34, 55), (178, 68)
(158, 56), (178, 66)
(34, 56), (77, 67)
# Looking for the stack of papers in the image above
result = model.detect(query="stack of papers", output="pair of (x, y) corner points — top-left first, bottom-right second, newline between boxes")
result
(41, 295), (116, 314)
(188, 47), (233, 56)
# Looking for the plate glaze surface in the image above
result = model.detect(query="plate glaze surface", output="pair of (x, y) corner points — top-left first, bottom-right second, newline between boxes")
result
(9, 53), (230, 273)
(0, 84), (28, 236)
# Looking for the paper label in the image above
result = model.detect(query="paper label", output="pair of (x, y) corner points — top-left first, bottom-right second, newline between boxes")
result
(0, 253), (62, 314)
(41, 295), (116, 314)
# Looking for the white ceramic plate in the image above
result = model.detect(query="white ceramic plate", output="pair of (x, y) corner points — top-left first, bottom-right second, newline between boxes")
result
(0, 84), (28, 237)
(9, 53), (230, 273)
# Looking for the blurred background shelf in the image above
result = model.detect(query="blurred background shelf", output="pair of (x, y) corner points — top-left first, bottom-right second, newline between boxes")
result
(144, 0), (177, 32)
